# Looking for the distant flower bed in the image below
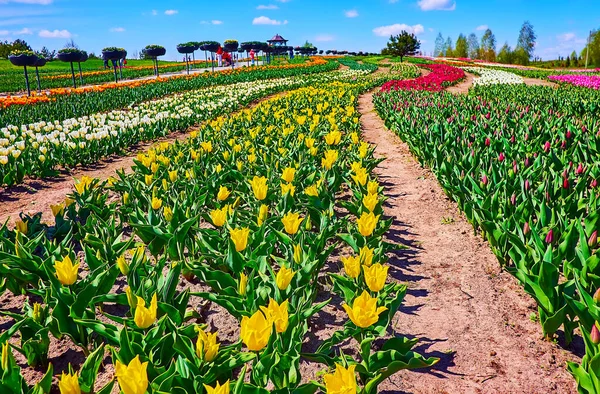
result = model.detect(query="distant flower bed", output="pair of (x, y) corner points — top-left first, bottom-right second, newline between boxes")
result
(381, 64), (465, 92)
(548, 74), (600, 89)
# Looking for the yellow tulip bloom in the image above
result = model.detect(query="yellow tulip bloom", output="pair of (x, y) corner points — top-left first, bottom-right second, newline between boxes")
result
(201, 141), (213, 153)
(54, 255), (79, 286)
(115, 355), (149, 394)
(342, 290), (387, 328)
(74, 176), (93, 194)
(58, 371), (80, 394)
(163, 206), (173, 222)
(281, 212), (304, 235)
(362, 193), (378, 213)
(341, 256), (361, 279)
(144, 174), (153, 187)
(352, 168), (368, 187)
(324, 364), (357, 394)
(168, 170), (178, 182)
(116, 255), (129, 275)
(367, 180), (379, 195)
(363, 264), (389, 293)
(249, 176), (268, 201)
(305, 137), (316, 148)
(50, 203), (65, 217)
(196, 328), (219, 362)
(356, 212), (380, 237)
(134, 293), (158, 329)
(217, 186), (231, 201)
(293, 244), (302, 264)
(210, 207), (228, 227)
(230, 228), (250, 252)
(1, 342), (9, 370)
(257, 204), (269, 226)
(123, 192), (130, 205)
(304, 184), (319, 197)
(260, 299), (289, 333)
(324, 130), (342, 146)
(151, 163), (159, 174)
(281, 167), (296, 183)
(64, 197), (75, 207)
(240, 310), (271, 351)
(276, 266), (295, 290)
(321, 150), (339, 170)
(239, 272), (248, 296)
(15, 219), (28, 234)
(150, 196), (162, 210)
(204, 380), (230, 394)
(280, 183), (296, 197)
(359, 246), (374, 267)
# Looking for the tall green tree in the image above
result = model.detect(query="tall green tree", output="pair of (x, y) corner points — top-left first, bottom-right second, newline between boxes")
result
(444, 36), (454, 57)
(467, 33), (480, 59)
(514, 21), (536, 65)
(480, 28), (497, 61)
(455, 34), (468, 58)
(434, 33), (445, 57)
(497, 42), (514, 64)
(385, 31), (421, 62)
(571, 50), (579, 66)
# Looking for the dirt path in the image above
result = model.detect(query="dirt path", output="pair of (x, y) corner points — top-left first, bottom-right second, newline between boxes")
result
(523, 77), (556, 87)
(446, 72), (476, 94)
(358, 91), (578, 394)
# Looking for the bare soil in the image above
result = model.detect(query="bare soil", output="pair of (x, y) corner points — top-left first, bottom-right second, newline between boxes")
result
(357, 91), (579, 394)
(446, 72), (476, 95)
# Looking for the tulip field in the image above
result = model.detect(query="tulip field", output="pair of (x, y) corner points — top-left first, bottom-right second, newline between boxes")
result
(4, 53), (600, 393)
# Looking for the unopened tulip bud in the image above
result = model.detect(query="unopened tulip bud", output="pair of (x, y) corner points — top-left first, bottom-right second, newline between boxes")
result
(593, 288), (600, 304)
(511, 194), (516, 205)
(523, 222), (531, 235)
(543, 141), (551, 153)
(592, 179), (598, 188)
(524, 157), (530, 167)
(485, 137), (490, 147)
(566, 130), (572, 139)
(481, 175), (488, 187)
(563, 178), (570, 190)
(589, 231), (598, 248)
(525, 180), (530, 191)
(498, 153), (505, 162)
(576, 163), (584, 175)
(545, 229), (554, 244)
(591, 324), (600, 345)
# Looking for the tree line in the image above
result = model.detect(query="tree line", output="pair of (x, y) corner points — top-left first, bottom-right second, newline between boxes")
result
(434, 21), (536, 65)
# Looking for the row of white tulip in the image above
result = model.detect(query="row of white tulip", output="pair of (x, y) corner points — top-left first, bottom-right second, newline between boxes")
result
(463, 67), (524, 86)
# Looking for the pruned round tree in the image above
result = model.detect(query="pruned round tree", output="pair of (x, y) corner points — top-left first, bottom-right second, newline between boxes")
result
(384, 31), (421, 62)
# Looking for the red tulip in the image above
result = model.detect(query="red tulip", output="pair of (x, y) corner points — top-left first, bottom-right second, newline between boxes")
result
(592, 179), (598, 188)
(545, 230), (554, 244)
(481, 174), (488, 186)
(590, 231), (598, 248)
(543, 141), (551, 153)
(498, 153), (505, 162)
(566, 130), (572, 139)
(576, 163), (584, 175)
(563, 178), (570, 189)
(485, 137), (490, 147)
(591, 324), (600, 345)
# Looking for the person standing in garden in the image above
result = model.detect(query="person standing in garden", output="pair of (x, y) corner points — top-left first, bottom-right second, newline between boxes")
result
(217, 46), (223, 67)
(250, 49), (255, 66)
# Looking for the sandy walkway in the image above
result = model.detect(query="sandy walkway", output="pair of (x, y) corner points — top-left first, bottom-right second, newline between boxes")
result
(358, 90), (578, 393)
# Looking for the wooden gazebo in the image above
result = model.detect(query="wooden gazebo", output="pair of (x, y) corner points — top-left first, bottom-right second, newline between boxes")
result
(267, 34), (288, 47)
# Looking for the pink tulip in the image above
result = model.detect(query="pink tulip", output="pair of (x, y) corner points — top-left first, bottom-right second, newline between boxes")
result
(545, 229), (554, 244)
(498, 152), (505, 162)
(543, 141), (551, 153)
(592, 324), (600, 345)
(590, 231), (598, 248)
(576, 163), (584, 175)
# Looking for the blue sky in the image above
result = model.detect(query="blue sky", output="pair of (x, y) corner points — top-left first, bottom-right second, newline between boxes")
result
(1, 0), (599, 60)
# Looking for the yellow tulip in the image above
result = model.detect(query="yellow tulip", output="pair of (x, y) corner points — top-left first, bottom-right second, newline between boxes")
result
(64, 197), (75, 207)
(116, 255), (129, 275)
(58, 371), (80, 394)
(239, 273), (248, 296)
(356, 212), (380, 237)
(204, 380), (230, 394)
(115, 355), (149, 394)
(54, 255), (79, 286)
(257, 204), (269, 226)
(342, 290), (387, 328)
(359, 246), (374, 267)
(201, 141), (213, 153)
(74, 176), (93, 194)
(123, 192), (130, 204)
(324, 130), (342, 146)
(281, 212), (304, 235)
(305, 137), (316, 148)
(280, 183), (296, 197)
(240, 310), (271, 351)
(50, 203), (65, 217)
(151, 163), (159, 174)
(359, 143), (369, 159)
(1, 342), (10, 370)
(321, 150), (339, 170)
(144, 174), (153, 187)
(230, 228), (250, 252)
(150, 196), (162, 210)
(341, 256), (361, 279)
(304, 184), (319, 197)
(32, 302), (42, 323)
(352, 168), (368, 186)
(363, 264), (388, 293)
(163, 206), (173, 222)
(367, 180), (379, 195)
(249, 176), (268, 201)
(134, 293), (158, 329)
(168, 170), (178, 182)
(276, 266), (295, 290)
(196, 328), (219, 362)
(210, 207), (228, 227)
(281, 167), (296, 183)
(362, 193), (378, 213)
(15, 219), (27, 234)
(260, 299), (289, 333)
(323, 364), (357, 394)
(350, 132), (360, 144)
(215, 164), (222, 173)
(293, 244), (302, 264)
(162, 179), (168, 191)
(217, 186), (231, 201)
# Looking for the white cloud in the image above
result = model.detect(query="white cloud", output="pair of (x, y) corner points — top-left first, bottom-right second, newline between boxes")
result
(15, 27), (32, 35)
(257, 4), (278, 9)
(315, 34), (334, 42)
(164, 9), (178, 15)
(212, 20), (223, 25)
(151, 10), (158, 16)
(417, 0), (455, 11)
(252, 16), (284, 25)
(389, 0), (399, 3)
(539, 32), (587, 59)
(0, 0), (52, 4)
(475, 24), (488, 31)
(0, 30), (10, 36)
(110, 27), (125, 32)
(373, 23), (424, 37)
(39, 29), (71, 38)
(557, 32), (577, 42)
(345, 9), (359, 18)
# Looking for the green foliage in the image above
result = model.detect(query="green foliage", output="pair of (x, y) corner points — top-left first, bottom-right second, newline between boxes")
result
(384, 31), (421, 62)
